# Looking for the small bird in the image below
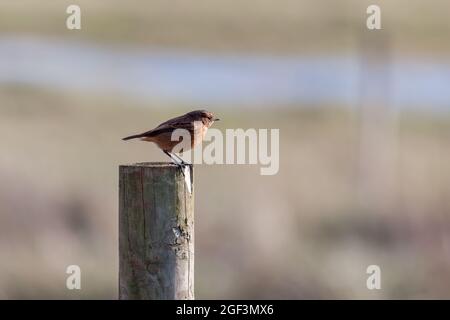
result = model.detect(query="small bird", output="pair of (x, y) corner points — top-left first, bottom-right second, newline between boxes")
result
(122, 110), (219, 167)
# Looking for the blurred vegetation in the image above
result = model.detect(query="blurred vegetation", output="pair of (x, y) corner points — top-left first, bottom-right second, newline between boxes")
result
(0, 0), (449, 55)
(0, 86), (449, 298)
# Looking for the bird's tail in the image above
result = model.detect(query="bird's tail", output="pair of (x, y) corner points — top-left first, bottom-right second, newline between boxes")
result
(122, 134), (144, 141)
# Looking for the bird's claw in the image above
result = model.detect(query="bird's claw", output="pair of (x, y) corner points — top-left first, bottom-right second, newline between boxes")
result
(163, 150), (191, 177)
(178, 163), (186, 177)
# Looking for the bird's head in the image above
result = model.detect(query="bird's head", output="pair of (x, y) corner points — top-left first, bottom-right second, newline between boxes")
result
(188, 110), (220, 127)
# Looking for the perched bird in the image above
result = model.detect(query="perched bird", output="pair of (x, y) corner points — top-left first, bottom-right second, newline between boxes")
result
(122, 110), (219, 167)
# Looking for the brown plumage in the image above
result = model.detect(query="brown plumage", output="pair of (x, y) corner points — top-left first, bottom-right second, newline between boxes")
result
(122, 110), (219, 165)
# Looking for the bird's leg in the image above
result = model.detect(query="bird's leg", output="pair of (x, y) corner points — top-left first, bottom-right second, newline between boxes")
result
(163, 150), (182, 165)
(171, 152), (190, 165)
(163, 151), (186, 176)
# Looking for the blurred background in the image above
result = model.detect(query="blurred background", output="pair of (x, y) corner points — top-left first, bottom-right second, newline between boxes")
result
(0, 0), (450, 299)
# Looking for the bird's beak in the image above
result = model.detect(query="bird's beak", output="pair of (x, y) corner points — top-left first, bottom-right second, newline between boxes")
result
(214, 118), (220, 121)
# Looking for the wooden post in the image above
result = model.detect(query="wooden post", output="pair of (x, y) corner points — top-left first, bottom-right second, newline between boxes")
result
(119, 163), (194, 300)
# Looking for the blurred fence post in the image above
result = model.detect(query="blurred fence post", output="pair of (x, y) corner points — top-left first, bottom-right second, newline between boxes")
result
(357, 30), (398, 213)
(119, 163), (194, 300)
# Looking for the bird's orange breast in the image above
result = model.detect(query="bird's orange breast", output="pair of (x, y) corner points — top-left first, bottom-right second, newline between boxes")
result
(142, 125), (207, 153)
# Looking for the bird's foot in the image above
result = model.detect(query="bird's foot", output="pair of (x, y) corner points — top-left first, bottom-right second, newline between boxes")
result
(177, 162), (187, 176)
(164, 151), (188, 176)
(172, 153), (190, 166)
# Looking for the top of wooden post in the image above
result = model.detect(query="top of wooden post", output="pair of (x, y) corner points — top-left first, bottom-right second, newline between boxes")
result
(119, 162), (194, 189)
(119, 162), (192, 168)
(120, 162), (176, 167)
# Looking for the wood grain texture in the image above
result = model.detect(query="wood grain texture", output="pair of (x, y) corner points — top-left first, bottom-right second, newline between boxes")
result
(119, 163), (194, 300)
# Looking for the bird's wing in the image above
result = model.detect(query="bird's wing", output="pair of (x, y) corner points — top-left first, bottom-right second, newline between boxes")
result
(156, 114), (191, 127)
(139, 118), (197, 137)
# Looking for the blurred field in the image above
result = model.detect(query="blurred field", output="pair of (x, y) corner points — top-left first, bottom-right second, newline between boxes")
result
(0, 0), (450, 55)
(1, 86), (449, 299)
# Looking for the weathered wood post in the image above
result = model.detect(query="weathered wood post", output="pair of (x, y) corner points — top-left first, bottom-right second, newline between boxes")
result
(119, 163), (194, 299)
